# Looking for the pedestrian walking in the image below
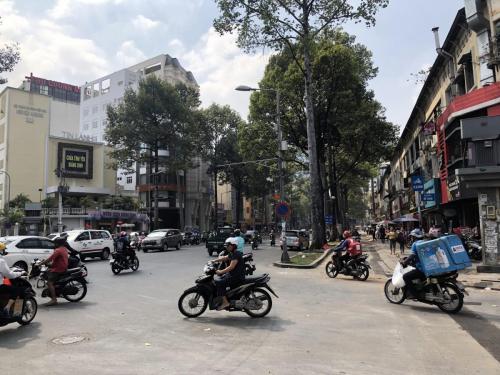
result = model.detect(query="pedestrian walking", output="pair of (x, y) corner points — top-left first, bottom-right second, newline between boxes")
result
(387, 227), (397, 255)
(396, 228), (405, 254)
(379, 226), (386, 244)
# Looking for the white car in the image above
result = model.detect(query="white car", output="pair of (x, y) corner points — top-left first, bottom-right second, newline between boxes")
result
(1, 236), (55, 271)
(61, 229), (114, 261)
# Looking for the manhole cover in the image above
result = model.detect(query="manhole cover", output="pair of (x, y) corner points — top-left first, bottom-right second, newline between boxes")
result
(51, 334), (88, 345)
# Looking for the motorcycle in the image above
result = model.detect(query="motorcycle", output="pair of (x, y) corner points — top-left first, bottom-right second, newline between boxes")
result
(384, 264), (467, 314)
(110, 251), (140, 274)
(325, 251), (371, 281)
(33, 249), (87, 289)
(251, 237), (259, 250)
(178, 261), (278, 318)
(29, 260), (88, 303)
(0, 267), (38, 327)
(463, 236), (482, 261)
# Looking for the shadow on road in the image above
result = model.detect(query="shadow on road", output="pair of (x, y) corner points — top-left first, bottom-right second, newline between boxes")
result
(39, 300), (97, 311)
(183, 315), (294, 332)
(0, 321), (41, 349)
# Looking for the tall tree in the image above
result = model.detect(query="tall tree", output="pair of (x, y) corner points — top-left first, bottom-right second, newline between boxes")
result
(213, 0), (389, 248)
(0, 17), (20, 84)
(247, 30), (397, 233)
(105, 76), (200, 229)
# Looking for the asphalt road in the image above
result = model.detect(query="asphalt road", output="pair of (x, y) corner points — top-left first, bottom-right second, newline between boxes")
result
(1, 243), (499, 375)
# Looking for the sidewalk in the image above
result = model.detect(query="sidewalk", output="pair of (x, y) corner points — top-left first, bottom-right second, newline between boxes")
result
(363, 236), (500, 291)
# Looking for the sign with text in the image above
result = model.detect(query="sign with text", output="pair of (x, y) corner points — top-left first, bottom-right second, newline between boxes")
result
(411, 175), (424, 192)
(421, 194), (435, 202)
(57, 143), (93, 179)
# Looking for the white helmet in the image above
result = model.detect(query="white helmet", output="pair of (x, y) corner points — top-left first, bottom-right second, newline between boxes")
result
(410, 228), (424, 239)
(224, 237), (238, 246)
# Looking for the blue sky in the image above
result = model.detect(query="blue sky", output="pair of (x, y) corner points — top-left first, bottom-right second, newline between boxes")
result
(0, 0), (464, 129)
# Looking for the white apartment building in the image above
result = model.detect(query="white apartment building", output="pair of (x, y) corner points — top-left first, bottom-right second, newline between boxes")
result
(79, 54), (211, 230)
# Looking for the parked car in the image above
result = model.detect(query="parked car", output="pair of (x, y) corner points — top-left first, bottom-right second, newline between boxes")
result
(0, 236), (55, 271)
(280, 230), (309, 251)
(61, 229), (114, 261)
(141, 229), (183, 252)
(47, 232), (61, 240)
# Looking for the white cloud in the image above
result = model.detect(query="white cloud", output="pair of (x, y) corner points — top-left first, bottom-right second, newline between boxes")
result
(132, 15), (160, 31)
(116, 40), (146, 67)
(48, 0), (125, 19)
(0, 2), (108, 87)
(181, 28), (271, 119)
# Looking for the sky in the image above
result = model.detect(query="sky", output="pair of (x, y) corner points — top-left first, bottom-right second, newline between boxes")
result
(0, 0), (464, 130)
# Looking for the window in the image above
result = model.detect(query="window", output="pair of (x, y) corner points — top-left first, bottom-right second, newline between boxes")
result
(39, 85), (49, 95)
(76, 232), (90, 241)
(83, 108), (89, 117)
(93, 82), (100, 97)
(92, 121), (98, 128)
(126, 176), (133, 184)
(83, 123), (89, 131)
(101, 78), (110, 94)
(145, 64), (161, 75)
(100, 231), (111, 239)
(17, 238), (40, 249)
(84, 86), (92, 100)
(117, 176), (122, 181)
(40, 239), (55, 249)
(90, 231), (102, 240)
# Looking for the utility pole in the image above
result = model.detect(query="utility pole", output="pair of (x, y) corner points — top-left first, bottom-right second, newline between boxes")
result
(56, 168), (66, 233)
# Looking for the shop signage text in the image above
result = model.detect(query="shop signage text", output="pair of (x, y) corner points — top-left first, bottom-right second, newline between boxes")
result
(61, 131), (98, 143)
(27, 75), (80, 93)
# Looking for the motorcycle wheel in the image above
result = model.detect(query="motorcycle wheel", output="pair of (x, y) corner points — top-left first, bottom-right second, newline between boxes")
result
(63, 279), (87, 302)
(178, 291), (208, 318)
(244, 288), (272, 318)
(17, 297), (37, 325)
(325, 261), (338, 278)
(437, 282), (464, 314)
(131, 257), (140, 271)
(111, 263), (122, 275)
(354, 265), (369, 281)
(384, 279), (406, 304)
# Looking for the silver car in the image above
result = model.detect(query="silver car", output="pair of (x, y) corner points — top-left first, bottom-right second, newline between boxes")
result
(141, 229), (183, 252)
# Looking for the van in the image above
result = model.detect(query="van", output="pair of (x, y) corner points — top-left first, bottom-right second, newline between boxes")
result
(62, 229), (114, 261)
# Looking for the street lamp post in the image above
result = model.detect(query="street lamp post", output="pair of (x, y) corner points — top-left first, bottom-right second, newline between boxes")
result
(235, 85), (289, 262)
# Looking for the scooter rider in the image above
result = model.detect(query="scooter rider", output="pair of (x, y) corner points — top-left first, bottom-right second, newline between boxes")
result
(0, 242), (24, 316)
(212, 237), (245, 310)
(233, 229), (245, 253)
(40, 237), (69, 306)
(116, 231), (134, 261)
(401, 239), (426, 298)
(337, 231), (360, 271)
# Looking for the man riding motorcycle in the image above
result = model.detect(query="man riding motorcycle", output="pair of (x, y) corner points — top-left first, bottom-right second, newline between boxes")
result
(0, 242), (25, 317)
(115, 231), (135, 261)
(212, 237), (245, 311)
(40, 237), (69, 306)
(233, 229), (245, 253)
(401, 238), (426, 298)
(337, 231), (362, 272)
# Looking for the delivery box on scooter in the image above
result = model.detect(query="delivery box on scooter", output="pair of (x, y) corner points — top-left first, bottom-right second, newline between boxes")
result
(414, 235), (471, 277)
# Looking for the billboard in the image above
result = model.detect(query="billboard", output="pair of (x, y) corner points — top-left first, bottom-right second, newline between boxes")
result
(57, 143), (93, 179)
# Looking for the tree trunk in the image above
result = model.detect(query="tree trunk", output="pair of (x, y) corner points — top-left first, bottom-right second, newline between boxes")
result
(213, 170), (218, 229)
(303, 35), (325, 249)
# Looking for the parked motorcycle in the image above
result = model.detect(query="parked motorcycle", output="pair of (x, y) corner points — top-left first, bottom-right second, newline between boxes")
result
(384, 264), (467, 314)
(325, 253), (371, 281)
(463, 236), (482, 261)
(110, 251), (140, 275)
(178, 261), (278, 318)
(0, 267), (38, 327)
(29, 260), (88, 303)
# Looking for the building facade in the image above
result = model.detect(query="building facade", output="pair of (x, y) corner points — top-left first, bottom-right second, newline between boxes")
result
(377, 2), (500, 270)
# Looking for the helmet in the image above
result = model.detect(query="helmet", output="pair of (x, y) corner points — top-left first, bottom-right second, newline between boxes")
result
(343, 230), (351, 239)
(410, 228), (424, 239)
(0, 242), (6, 252)
(234, 229), (241, 236)
(225, 237), (238, 246)
(120, 231), (127, 237)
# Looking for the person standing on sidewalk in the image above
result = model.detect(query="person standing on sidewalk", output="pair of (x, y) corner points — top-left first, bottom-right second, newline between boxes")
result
(387, 227), (397, 255)
(396, 228), (405, 254)
(379, 226), (386, 244)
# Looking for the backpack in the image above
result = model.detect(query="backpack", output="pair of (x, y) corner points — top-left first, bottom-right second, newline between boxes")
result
(116, 239), (125, 252)
(397, 232), (404, 243)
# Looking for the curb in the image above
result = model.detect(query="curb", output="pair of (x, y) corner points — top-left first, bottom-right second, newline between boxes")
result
(273, 248), (334, 269)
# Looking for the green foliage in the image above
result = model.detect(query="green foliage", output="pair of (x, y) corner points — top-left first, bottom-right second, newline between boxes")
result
(0, 208), (24, 224)
(105, 75), (201, 171)
(42, 197), (58, 208)
(102, 196), (139, 211)
(79, 196), (97, 209)
(63, 196), (80, 208)
(9, 193), (31, 209)
(0, 17), (21, 85)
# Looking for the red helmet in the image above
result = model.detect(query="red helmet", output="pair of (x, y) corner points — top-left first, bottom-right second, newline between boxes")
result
(343, 230), (351, 238)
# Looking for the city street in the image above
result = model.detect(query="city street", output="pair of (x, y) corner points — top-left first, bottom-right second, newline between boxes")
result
(1, 244), (499, 375)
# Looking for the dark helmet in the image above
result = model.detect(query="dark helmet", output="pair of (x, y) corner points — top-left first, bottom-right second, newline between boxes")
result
(234, 229), (241, 236)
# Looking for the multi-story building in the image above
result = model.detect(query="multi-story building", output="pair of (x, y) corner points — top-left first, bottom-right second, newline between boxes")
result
(80, 55), (211, 231)
(378, 1), (500, 271)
